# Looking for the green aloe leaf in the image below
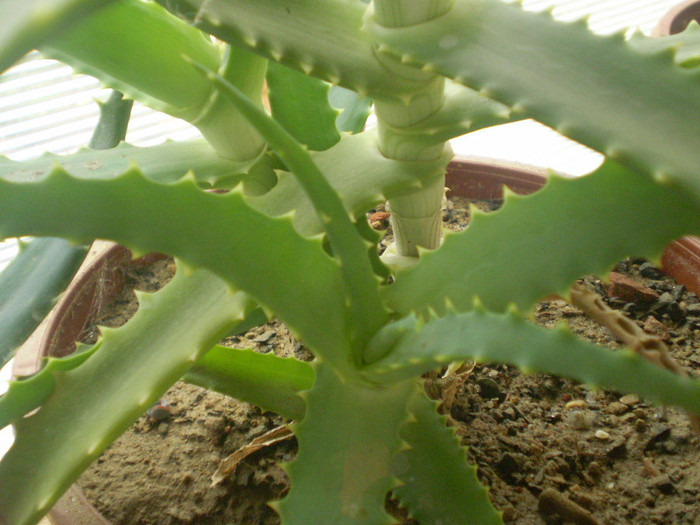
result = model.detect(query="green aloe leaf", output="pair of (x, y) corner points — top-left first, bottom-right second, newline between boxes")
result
(384, 160), (700, 318)
(363, 310), (700, 415)
(0, 0), (112, 74)
(0, 265), (255, 525)
(249, 130), (450, 236)
(276, 362), (415, 524)
(0, 343), (96, 430)
(40, 0), (219, 121)
(88, 90), (133, 149)
(0, 139), (250, 187)
(0, 165), (353, 372)
(393, 389), (502, 525)
(406, 80), (512, 145)
(267, 61), (341, 151)
(192, 60), (388, 358)
(629, 22), (700, 68)
(0, 239), (87, 369)
(183, 345), (314, 421)
(328, 85), (372, 134)
(368, 0), (700, 199)
(157, 0), (413, 98)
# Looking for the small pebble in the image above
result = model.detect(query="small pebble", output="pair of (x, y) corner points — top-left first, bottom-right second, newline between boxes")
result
(567, 410), (594, 430)
(606, 402), (628, 415)
(619, 394), (640, 406)
(147, 400), (172, 423)
(565, 399), (587, 410)
(635, 419), (647, 432)
(594, 430), (610, 440)
(587, 461), (603, 478)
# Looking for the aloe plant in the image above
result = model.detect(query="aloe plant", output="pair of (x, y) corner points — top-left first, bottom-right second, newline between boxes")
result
(0, 1), (699, 524)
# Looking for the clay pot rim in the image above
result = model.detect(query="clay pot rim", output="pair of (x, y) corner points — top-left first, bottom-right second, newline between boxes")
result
(653, 0), (700, 36)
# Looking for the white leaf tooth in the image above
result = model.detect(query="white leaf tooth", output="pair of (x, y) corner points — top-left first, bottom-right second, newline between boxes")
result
(326, 72), (341, 85)
(269, 48), (284, 61)
(471, 295), (485, 312)
(241, 33), (258, 48)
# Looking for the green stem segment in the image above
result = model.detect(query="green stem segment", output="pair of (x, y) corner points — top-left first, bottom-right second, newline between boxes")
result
(371, 0), (451, 259)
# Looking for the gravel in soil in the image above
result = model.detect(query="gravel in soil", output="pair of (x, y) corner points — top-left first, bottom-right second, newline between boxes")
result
(77, 196), (699, 524)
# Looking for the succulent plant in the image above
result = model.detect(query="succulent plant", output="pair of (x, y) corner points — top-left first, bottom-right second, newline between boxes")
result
(0, 1), (699, 524)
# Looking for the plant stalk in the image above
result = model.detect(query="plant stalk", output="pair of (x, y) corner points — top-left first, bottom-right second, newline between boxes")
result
(371, 0), (452, 259)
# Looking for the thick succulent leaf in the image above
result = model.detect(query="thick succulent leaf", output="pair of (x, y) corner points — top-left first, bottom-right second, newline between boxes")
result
(0, 344), (96, 430)
(183, 345), (314, 421)
(276, 362), (415, 525)
(0, 265), (255, 525)
(39, 0), (219, 121)
(363, 310), (700, 416)
(0, 0), (112, 74)
(0, 165), (354, 372)
(368, 0), (700, 200)
(0, 139), (248, 187)
(328, 85), (372, 134)
(393, 389), (502, 525)
(195, 62), (387, 356)
(629, 22), (700, 68)
(157, 0), (415, 98)
(0, 239), (87, 369)
(88, 90), (133, 149)
(267, 61), (341, 151)
(249, 130), (451, 236)
(406, 80), (512, 145)
(384, 160), (700, 317)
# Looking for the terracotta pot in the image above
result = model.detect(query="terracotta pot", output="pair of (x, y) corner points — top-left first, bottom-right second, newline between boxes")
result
(12, 154), (700, 524)
(652, 0), (700, 37)
(445, 157), (547, 200)
(651, 1), (700, 296)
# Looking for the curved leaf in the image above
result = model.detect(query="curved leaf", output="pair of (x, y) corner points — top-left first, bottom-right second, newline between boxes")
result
(40, 0), (220, 120)
(368, 0), (700, 199)
(0, 265), (255, 525)
(393, 390), (502, 525)
(363, 310), (700, 415)
(0, 139), (247, 187)
(328, 85), (372, 134)
(276, 362), (414, 525)
(157, 0), (415, 98)
(267, 61), (341, 151)
(384, 161), (700, 317)
(0, 0), (112, 74)
(183, 345), (314, 421)
(249, 131), (450, 236)
(0, 165), (353, 371)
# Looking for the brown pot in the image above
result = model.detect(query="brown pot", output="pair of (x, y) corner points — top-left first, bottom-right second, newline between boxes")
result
(651, 1), (700, 296)
(11, 241), (167, 525)
(652, 0), (700, 37)
(12, 155), (700, 524)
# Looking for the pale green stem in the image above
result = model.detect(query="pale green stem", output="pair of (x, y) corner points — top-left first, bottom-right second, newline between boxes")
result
(371, 0), (453, 259)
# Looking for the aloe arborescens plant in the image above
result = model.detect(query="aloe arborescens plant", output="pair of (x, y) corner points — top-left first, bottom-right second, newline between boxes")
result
(0, 1), (699, 524)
